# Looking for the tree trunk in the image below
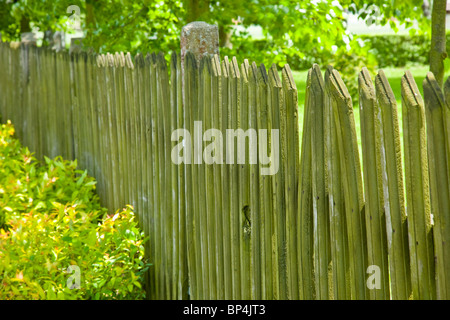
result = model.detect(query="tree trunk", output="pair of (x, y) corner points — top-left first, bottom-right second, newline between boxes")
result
(86, 0), (96, 28)
(430, 0), (447, 88)
(185, 0), (210, 23)
(20, 15), (31, 33)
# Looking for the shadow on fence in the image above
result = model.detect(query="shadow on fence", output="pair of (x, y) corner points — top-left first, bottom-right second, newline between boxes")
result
(0, 41), (449, 300)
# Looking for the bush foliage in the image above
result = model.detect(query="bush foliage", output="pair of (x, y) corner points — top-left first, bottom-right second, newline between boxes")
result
(0, 120), (150, 300)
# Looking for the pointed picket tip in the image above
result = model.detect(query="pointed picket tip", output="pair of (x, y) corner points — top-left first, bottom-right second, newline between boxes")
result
(118, 52), (125, 68)
(247, 61), (258, 85)
(229, 56), (240, 79)
(240, 60), (249, 83)
(324, 65), (334, 89)
(423, 71), (445, 111)
(358, 67), (376, 101)
(401, 70), (424, 108)
(107, 52), (116, 67)
(211, 54), (221, 78)
(113, 52), (121, 68)
(199, 54), (212, 75)
(327, 69), (352, 105)
(170, 51), (178, 69)
(184, 50), (197, 71)
(125, 52), (134, 69)
(281, 64), (297, 92)
(375, 70), (397, 107)
(257, 63), (268, 86)
(221, 56), (230, 78)
(268, 63), (281, 88)
(156, 52), (167, 71)
(86, 51), (96, 65)
(310, 64), (325, 91)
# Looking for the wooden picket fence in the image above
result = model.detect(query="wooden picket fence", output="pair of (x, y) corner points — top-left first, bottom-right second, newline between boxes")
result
(0, 41), (449, 300)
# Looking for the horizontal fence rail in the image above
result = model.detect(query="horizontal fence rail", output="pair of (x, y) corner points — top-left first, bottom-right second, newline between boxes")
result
(0, 41), (450, 300)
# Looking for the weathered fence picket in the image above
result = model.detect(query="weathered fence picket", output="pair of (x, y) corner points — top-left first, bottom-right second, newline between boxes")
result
(1, 41), (450, 300)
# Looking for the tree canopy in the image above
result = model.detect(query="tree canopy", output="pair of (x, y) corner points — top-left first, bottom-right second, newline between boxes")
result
(0, 0), (434, 93)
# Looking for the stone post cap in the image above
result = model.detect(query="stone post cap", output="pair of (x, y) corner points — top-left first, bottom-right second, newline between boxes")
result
(21, 32), (37, 44)
(181, 21), (219, 65)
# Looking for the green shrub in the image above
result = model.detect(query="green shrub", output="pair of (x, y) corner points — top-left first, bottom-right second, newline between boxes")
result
(0, 120), (150, 300)
(360, 33), (432, 68)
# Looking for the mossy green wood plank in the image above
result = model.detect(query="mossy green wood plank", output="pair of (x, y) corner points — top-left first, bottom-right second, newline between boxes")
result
(324, 66), (350, 300)
(444, 77), (450, 177)
(62, 51), (74, 161)
(282, 64), (300, 298)
(269, 63), (287, 300)
(196, 56), (210, 300)
(327, 69), (367, 300)
(309, 64), (331, 299)
(111, 53), (122, 212)
(401, 71), (435, 300)
(142, 53), (156, 300)
(201, 56), (217, 299)
(359, 67), (390, 300)
(148, 52), (163, 300)
(20, 44), (31, 150)
(375, 70), (411, 300)
(248, 62), (262, 299)
(40, 48), (48, 156)
(297, 68), (314, 300)
(156, 52), (173, 300)
(229, 57), (242, 300)
(76, 52), (89, 168)
(256, 64), (273, 299)
(102, 53), (115, 213)
(33, 47), (41, 158)
(102, 53), (113, 211)
(152, 52), (168, 300)
(0, 44), (5, 119)
(123, 54), (133, 209)
(85, 52), (96, 175)
(135, 53), (151, 295)
(184, 51), (198, 299)
(34, 48), (42, 156)
(61, 51), (72, 159)
(129, 54), (141, 222)
(111, 53), (124, 209)
(12, 46), (22, 136)
(130, 52), (140, 217)
(106, 53), (117, 212)
(423, 72), (450, 300)
(266, 63), (282, 300)
(81, 52), (95, 175)
(239, 59), (252, 300)
(176, 52), (189, 300)
(72, 51), (82, 164)
(0, 44), (6, 120)
(54, 50), (62, 159)
(221, 56), (232, 300)
(94, 54), (107, 207)
(28, 46), (39, 158)
(211, 55), (225, 299)
(169, 52), (180, 300)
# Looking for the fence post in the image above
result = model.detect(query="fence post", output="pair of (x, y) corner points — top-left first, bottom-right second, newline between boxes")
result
(180, 21), (219, 300)
(181, 21), (219, 102)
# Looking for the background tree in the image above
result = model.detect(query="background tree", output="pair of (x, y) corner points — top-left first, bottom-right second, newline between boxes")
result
(0, 0), (435, 95)
(430, 0), (447, 87)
